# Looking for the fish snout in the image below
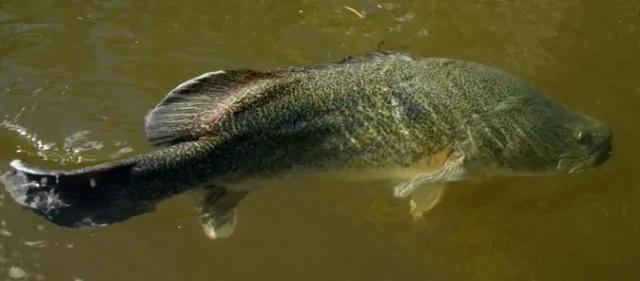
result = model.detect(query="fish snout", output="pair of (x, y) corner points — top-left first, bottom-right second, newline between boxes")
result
(591, 129), (612, 166)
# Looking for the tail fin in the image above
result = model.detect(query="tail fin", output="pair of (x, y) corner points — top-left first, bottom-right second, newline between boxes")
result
(2, 159), (153, 228)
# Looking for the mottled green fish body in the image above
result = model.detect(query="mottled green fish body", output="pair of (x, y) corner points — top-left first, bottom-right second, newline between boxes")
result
(1, 52), (612, 238)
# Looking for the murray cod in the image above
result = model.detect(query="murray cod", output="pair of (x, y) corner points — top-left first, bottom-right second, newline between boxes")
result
(1, 52), (612, 238)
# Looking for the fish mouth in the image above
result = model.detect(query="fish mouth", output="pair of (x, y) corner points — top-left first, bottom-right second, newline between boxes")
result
(557, 157), (586, 173)
(557, 144), (612, 174)
(591, 139), (612, 166)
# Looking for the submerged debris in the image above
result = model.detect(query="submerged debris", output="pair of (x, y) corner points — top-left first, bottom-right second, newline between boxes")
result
(0, 229), (12, 237)
(8, 266), (28, 279)
(23, 241), (47, 248)
(344, 6), (366, 19)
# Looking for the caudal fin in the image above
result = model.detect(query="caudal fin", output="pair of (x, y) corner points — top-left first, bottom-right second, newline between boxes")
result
(1, 159), (153, 228)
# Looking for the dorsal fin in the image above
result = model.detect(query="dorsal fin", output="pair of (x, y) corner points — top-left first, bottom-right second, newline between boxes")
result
(284, 51), (413, 73)
(337, 51), (413, 64)
(144, 70), (277, 146)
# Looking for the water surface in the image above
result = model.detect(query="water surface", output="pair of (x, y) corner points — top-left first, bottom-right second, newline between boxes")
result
(1, 1), (639, 280)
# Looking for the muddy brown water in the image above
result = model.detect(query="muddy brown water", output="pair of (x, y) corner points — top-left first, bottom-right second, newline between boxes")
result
(1, 1), (639, 280)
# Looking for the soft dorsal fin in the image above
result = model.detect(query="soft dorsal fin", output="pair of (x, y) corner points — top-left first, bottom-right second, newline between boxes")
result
(144, 70), (277, 146)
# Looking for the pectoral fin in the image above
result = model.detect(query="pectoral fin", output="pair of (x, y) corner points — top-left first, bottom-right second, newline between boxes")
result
(197, 187), (248, 239)
(393, 154), (467, 198)
(393, 150), (468, 220)
(393, 151), (467, 198)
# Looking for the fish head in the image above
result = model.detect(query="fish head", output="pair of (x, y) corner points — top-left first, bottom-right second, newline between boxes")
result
(548, 105), (612, 173)
(465, 93), (612, 176)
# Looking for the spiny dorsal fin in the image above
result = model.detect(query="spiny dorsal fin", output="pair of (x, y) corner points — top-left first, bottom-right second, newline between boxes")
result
(144, 70), (277, 146)
(285, 51), (413, 73)
(337, 51), (413, 64)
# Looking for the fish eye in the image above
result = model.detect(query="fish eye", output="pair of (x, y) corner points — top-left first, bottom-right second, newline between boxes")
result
(575, 130), (592, 145)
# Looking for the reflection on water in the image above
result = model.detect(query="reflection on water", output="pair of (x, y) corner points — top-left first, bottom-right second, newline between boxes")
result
(1, 0), (639, 280)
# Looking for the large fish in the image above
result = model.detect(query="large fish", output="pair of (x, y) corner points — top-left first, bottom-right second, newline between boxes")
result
(1, 52), (612, 238)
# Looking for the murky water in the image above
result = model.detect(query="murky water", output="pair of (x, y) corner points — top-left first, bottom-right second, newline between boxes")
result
(1, 0), (638, 280)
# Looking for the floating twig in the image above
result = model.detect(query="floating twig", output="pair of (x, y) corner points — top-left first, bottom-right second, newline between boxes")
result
(344, 6), (365, 19)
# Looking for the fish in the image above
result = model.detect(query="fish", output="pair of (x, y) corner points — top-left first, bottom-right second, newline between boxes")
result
(1, 52), (612, 238)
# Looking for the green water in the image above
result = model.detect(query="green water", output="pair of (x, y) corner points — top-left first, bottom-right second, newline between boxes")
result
(1, 1), (639, 280)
